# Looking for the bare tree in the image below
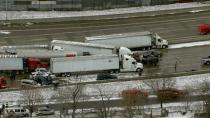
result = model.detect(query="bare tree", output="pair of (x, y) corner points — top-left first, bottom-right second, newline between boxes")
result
(197, 80), (210, 117)
(144, 78), (176, 109)
(121, 88), (148, 118)
(95, 86), (113, 118)
(183, 85), (193, 112)
(21, 88), (43, 116)
(57, 76), (83, 118)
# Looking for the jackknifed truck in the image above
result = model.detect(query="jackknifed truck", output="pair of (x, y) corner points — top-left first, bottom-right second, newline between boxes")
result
(85, 31), (168, 50)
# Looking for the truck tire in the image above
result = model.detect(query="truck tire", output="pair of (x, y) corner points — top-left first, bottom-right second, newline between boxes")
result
(136, 68), (143, 76)
(162, 45), (167, 49)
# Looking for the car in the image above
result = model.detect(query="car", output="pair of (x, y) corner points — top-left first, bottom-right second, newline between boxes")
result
(35, 68), (48, 73)
(5, 48), (17, 55)
(201, 56), (210, 65)
(21, 79), (39, 88)
(3, 106), (30, 117)
(198, 24), (210, 35)
(141, 55), (159, 65)
(30, 71), (49, 79)
(142, 50), (162, 58)
(96, 73), (118, 80)
(36, 107), (55, 116)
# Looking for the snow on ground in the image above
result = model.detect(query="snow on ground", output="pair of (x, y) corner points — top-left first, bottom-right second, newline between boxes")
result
(0, 2), (209, 20)
(0, 72), (210, 104)
(169, 40), (210, 49)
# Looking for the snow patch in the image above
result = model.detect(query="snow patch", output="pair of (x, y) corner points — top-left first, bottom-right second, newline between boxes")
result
(169, 40), (210, 49)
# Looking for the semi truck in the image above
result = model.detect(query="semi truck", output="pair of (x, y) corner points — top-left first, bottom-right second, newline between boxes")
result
(85, 31), (168, 50)
(50, 54), (143, 76)
(50, 40), (135, 61)
(50, 40), (116, 55)
(0, 55), (48, 72)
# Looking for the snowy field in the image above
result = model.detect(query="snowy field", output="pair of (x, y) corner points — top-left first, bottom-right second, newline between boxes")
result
(0, 2), (209, 20)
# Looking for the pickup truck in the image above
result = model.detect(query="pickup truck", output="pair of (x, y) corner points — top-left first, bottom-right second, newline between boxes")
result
(201, 56), (210, 65)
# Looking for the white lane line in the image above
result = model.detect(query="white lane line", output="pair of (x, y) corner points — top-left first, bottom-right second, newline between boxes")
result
(169, 40), (210, 49)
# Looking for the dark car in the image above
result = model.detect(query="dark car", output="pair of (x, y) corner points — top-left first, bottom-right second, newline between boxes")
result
(96, 73), (118, 80)
(141, 55), (159, 65)
(143, 50), (162, 58)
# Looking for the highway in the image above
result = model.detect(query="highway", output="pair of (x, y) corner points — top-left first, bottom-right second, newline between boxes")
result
(0, 10), (210, 88)
(0, 8), (210, 117)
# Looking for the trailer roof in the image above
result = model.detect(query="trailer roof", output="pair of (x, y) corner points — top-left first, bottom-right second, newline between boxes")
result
(15, 49), (77, 58)
(51, 55), (118, 62)
(51, 40), (115, 49)
(0, 55), (18, 58)
(86, 31), (152, 41)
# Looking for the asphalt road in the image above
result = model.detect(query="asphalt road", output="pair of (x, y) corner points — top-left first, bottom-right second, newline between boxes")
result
(0, 11), (210, 45)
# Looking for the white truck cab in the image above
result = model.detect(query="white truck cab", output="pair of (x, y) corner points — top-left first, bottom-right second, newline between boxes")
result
(121, 55), (143, 75)
(154, 33), (168, 49)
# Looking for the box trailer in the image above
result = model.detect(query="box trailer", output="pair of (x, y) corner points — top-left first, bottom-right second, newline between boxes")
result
(0, 55), (23, 70)
(85, 31), (168, 50)
(50, 55), (119, 74)
(50, 40), (116, 55)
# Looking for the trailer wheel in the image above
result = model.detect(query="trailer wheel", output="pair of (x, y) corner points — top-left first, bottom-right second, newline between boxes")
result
(136, 68), (143, 75)
(162, 45), (167, 49)
(114, 70), (119, 73)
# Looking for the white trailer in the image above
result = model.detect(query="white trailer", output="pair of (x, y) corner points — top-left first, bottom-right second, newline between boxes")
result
(0, 55), (23, 70)
(16, 49), (77, 58)
(50, 40), (116, 55)
(50, 55), (119, 74)
(85, 31), (168, 50)
(50, 55), (143, 75)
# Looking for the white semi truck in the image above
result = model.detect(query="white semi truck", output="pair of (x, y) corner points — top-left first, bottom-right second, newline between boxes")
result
(85, 31), (168, 50)
(50, 40), (116, 55)
(50, 54), (143, 76)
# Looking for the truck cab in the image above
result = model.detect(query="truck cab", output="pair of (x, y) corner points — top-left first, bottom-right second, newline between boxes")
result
(153, 33), (168, 49)
(24, 57), (48, 72)
(0, 76), (7, 89)
(121, 55), (143, 75)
